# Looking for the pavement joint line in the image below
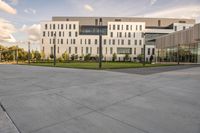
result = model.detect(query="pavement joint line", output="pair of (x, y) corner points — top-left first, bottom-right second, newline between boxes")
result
(54, 88), (158, 133)
(30, 110), (95, 133)
(0, 101), (21, 133)
(95, 111), (150, 133)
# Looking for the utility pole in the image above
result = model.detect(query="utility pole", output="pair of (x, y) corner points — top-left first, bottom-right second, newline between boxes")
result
(99, 18), (103, 69)
(28, 41), (31, 64)
(54, 33), (56, 67)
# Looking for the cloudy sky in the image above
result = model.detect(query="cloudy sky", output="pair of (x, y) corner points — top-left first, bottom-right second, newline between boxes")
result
(0, 0), (200, 50)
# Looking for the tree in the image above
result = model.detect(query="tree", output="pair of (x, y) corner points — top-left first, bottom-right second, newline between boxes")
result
(112, 53), (117, 62)
(41, 51), (45, 59)
(124, 53), (130, 61)
(50, 54), (54, 59)
(84, 54), (91, 61)
(137, 54), (144, 63)
(62, 51), (69, 61)
(34, 51), (41, 61)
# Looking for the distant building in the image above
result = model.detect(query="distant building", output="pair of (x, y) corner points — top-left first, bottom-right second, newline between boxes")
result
(155, 23), (200, 63)
(41, 17), (195, 61)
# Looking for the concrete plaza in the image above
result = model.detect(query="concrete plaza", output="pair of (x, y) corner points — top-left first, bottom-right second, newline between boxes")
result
(0, 65), (200, 133)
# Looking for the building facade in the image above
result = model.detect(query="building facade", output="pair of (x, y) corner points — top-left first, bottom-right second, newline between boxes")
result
(155, 23), (200, 63)
(41, 17), (195, 61)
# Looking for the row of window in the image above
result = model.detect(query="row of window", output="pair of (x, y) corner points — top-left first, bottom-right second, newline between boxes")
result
(109, 24), (143, 31)
(42, 38), (143, 46)
(43, 31), (78, 37)
(45, 24), (76, 30)
(49, 47), (141, 55)
(110, 32), (144, 38)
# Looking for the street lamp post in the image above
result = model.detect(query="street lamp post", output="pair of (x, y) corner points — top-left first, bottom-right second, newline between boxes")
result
(16, 45), (18, 64)
(99, 18), (103, 69)
(54, 33), (56, 67)
(177, 44), (180, 65)
(28, 41), (31, 64)
(143, 44), (146, 67)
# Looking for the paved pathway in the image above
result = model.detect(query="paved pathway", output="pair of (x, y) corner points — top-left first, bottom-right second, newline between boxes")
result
(0, 65), (200, 133)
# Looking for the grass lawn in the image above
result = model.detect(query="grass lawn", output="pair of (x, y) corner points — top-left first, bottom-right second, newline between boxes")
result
(29, 62), (176, 69)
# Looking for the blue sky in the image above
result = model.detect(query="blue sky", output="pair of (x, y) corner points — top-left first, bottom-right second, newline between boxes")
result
(0, 0), (200, 50)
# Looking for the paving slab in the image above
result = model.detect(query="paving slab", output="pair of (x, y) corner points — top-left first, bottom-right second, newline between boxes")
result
(0, 64), (200, 133)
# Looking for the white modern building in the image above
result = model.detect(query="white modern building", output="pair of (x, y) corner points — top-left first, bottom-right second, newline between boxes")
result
(41, 17), (195, 61)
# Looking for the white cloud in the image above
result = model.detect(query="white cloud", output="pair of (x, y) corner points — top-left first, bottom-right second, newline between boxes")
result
(144, 5), (200, 21)
(24, 8), (36, 15)
(21, 24), (41, 42)
(0, 0), (17, 14)
(150, 0), (157, 5)
(0, 18), (16, 42)
(84, 4), (94, 12)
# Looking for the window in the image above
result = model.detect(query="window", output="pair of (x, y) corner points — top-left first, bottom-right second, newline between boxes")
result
(128, 32), (131, 38)
(66, 24), (68, 29)
(113, 25), (115, 30)
(112, 39), (115, 45)
(128, 40), (131, 45)
(119, 32), (122, 37)
(136, 25), (138, 31)
(57, 47), (59, 53)
(95, 39), (98, 45)
(133, 33), (135, 38)
(75, 32), (78, 37)
(50, 39), (51, 44)
(43, 31), (45, 37)
(121, 25), (123, 30)
(42, 39), (44, 44)
(117, 25), (120, 30)
(58, 24), (60, 29)
(135, 40), (137, 45)
(80, 39), (82, 44)
(48, 32), (49, 37)
(66, 39), (68, 44)
(69, 24), (71, 29)
(75, 47), (77, 54)
(61, 39), (63, 44)
(51, 31), (54, 37)
(57, 39), (59, 44)
(152, 48), (155, 55)
(69, 32), (71, 37)
(73, 24), (76, 30)
(140, 25), (142, 31)
(139, 40), (142, 45)
(104, 39), (106, 45)
(117, 48), (132, 54)
(110, 32), (113, 37)
(126, 25), (129, 30)
(88, 39), (91, 45)
(63, 32), (65, 37)
(73, 39), (76, 44)
(134, 48), (136, 55)
(61, 24), (63, 29)
(110, 47), (113, 54)
(121, 40), (124, 45)
(59, 31), (61, 37)
(53, 24), (55, 29)
(69, 47), (71, 54)
(183, 26), (186, 30)
(50, 24), (52, 29)
(109, 39), (111, 45)
(148, 48), (151, 55)
(45, 24), (47, 30)
(86, 47), (89, 54)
